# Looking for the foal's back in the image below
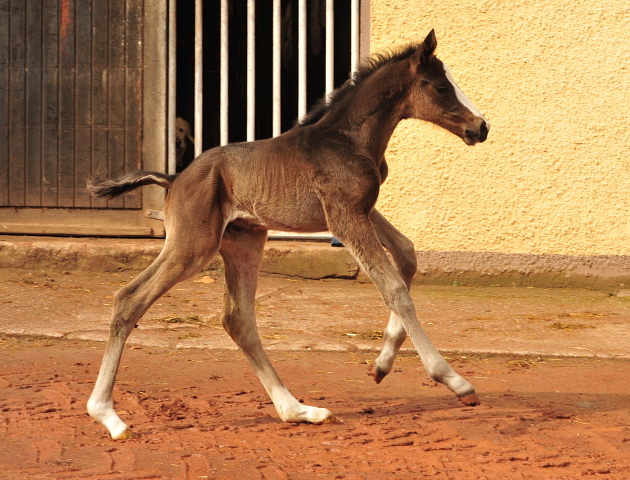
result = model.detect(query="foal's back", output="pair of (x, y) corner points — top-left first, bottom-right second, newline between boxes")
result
(171, 127), (353, 233)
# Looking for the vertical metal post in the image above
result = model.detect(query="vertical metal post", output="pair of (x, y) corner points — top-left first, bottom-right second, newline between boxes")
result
(351, 0), (360, 75)
(298, 0), (307, 121)
(360, 0), (370, 62)
(272, 0), (281, 137)
(325, 0), (334, 98)
(247, 0), (255, 142)
(194, 0), (203, 156)
(168, 0), (177, 174)
(220, 0), (228, 145)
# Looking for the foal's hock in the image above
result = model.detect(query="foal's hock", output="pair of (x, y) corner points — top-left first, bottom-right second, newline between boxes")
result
(87, 30), (490, 439)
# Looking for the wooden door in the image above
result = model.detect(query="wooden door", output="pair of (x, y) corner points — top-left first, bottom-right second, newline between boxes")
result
(0, 0), (167, 237)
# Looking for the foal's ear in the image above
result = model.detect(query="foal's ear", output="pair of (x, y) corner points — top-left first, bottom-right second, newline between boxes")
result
(411, 29), (438, 69)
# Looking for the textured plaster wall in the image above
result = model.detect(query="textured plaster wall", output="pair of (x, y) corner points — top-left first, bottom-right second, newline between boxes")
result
(371, 0), (630, 256)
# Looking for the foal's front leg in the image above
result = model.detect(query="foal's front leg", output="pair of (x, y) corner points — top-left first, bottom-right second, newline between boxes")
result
(219, 227), (336, 423)
(368, 209), (417, 383)
(328, 210), (479, 406)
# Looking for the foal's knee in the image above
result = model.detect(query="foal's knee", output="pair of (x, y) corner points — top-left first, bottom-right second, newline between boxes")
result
(398, 237), (417, 285)
(384, 283), (415, 313)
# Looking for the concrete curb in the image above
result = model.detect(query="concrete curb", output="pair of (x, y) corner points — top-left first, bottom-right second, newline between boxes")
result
(0, 236), (360, 280)
(2, 235), (630, 289)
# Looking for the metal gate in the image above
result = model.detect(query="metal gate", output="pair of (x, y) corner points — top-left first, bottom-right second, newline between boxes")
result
(0, 0), (168, 236)
(172, 0), (370, 163)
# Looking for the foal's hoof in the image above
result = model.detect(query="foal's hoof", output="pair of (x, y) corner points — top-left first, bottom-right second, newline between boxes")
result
(366, 365), (386, 384)
(319, 414), (342, 425)
(458, 393), (481, 407)
(114, 429), (139, 441)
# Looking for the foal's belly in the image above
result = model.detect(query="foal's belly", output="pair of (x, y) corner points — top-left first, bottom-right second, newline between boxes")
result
(229, 196), (329, 234)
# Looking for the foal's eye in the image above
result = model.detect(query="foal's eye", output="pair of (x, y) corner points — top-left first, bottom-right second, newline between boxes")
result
(436, 85), (449, 95)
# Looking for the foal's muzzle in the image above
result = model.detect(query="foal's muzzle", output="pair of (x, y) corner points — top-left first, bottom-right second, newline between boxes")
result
(464, 121), (490, 145)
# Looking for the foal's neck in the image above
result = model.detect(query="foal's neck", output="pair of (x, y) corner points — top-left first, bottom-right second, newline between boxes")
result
(337, 61), (411, 164)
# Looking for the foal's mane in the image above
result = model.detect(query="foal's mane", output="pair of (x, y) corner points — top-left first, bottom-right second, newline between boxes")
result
(297, 43), (421, 127)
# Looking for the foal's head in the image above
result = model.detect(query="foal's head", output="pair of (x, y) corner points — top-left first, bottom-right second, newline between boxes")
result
(407, 30), (490, 146)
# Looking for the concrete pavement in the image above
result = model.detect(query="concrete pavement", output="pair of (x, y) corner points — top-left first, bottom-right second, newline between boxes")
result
(1, 263), (629, 360)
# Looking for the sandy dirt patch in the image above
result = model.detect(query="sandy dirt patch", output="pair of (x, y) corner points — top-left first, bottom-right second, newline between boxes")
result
(1, 336), (628, 479)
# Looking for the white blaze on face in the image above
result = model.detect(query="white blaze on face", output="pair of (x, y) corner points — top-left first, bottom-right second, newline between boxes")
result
(443, 63), (487, 123)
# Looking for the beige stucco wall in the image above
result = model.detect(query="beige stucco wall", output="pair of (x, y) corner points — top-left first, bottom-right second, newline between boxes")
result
(372, 0), (630, 257)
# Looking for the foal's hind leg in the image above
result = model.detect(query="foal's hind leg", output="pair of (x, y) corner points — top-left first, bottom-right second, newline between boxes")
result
(219, 226), (335, 424)
(367, 209), (417, 384)
(87, 227), (222, 439)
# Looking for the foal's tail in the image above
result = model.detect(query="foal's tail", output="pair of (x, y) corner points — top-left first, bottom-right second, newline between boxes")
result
(87, 171), (177, 200)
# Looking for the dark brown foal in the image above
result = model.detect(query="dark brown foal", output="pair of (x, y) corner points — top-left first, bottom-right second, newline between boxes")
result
(87, 29), (490, 439)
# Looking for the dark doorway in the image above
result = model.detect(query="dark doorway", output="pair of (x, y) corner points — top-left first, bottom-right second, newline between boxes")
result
(175, 0), (354, 170)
